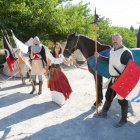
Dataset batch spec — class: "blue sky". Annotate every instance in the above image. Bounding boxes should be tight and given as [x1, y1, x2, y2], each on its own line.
[73, 0, 140, 29]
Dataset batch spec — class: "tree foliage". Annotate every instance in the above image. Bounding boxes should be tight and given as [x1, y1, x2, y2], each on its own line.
[96, 17, 136, 48]
[0, 0, 137, 49]
[0, 0, 93, 41]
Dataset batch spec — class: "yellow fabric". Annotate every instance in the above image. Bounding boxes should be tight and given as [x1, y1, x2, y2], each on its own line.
[18, 55, 25, 64]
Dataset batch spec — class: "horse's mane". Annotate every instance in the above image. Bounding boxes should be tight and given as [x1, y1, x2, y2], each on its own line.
[79, 34, 111, 48]
[79, 35, 103, 46]
[80, 35, 94, 42]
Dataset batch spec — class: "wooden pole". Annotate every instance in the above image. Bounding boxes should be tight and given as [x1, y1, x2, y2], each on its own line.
[11, 30, 37, 93]
[2, 30, 25, 84]
[94, 25, 99, 113]
[93, 8, 100, 114]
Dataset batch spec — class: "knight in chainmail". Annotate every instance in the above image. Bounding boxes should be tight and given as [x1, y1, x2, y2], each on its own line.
[28, 36, 47, 95]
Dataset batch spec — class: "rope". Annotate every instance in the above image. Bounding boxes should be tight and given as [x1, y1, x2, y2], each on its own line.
[74, 49, 110, 71]
[74, 64, 88, 70]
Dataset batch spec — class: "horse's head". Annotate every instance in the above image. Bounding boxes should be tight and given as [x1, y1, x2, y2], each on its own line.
[64, 32, 79, 58]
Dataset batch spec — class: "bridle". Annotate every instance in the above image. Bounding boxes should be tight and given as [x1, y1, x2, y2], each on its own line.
[65, 35, 80, 55]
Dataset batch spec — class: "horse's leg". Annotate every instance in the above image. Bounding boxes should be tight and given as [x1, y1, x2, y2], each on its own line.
[88, 65, 103, 107]
[93, 72, 103, 107]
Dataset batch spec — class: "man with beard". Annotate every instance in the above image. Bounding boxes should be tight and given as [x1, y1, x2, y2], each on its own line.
[95, 34, 133, 127]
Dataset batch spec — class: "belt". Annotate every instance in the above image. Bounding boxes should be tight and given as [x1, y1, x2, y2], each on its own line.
[32, 58, 42, 60]
[51, 64, 60, 68]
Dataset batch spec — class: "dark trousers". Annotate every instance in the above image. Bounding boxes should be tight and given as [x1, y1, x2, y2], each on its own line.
[105, 80, 128, 108]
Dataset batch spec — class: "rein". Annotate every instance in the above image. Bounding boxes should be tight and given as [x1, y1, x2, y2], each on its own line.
[75, 64, 88, 70]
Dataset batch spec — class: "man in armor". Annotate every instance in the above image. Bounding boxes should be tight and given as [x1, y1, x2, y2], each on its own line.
[28, 36, 47, 95]
[95, 34, 133, 127]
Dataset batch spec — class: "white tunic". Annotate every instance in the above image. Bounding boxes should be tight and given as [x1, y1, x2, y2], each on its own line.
[109, 47, 127, 76]
[109, 47, 132, 100]
[48, 53, 65, 64]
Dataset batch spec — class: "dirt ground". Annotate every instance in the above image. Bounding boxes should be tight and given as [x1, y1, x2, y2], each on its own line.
[0, 65, 140, 140]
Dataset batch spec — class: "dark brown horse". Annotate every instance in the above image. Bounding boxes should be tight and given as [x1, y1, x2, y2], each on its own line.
[64, 32, 111, 106]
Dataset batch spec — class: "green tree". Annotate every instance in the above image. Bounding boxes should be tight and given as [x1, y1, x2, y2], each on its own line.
[0, 0, 137, 49]
[110, 26, 136, 48]
[0, 0, 93, 42]
[95, 17, 136, 48]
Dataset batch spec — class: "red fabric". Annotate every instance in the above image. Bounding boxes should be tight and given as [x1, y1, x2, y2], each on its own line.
[48, 68, 72, 100]
[111, 60, 140, 98]
[3, 33, 15, 72]
[32, 52, 40, 59]
[6, 55, 15, 72]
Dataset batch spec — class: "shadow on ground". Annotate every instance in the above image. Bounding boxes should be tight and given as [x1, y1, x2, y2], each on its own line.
[0, 101, 60, 140]
[23, 107, 140, 140]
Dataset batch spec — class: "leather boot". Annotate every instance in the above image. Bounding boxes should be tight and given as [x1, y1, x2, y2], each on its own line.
[38, 81, 43, 95]
[96, 100, 111, 118]
[115, 105, 128, 128]
[30, 81, 36, 94]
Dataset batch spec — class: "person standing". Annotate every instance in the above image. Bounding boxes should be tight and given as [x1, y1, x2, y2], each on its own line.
[28, 36, 47, 95]
[45, 42, 72, 106]
[95, 34, 133, 127]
